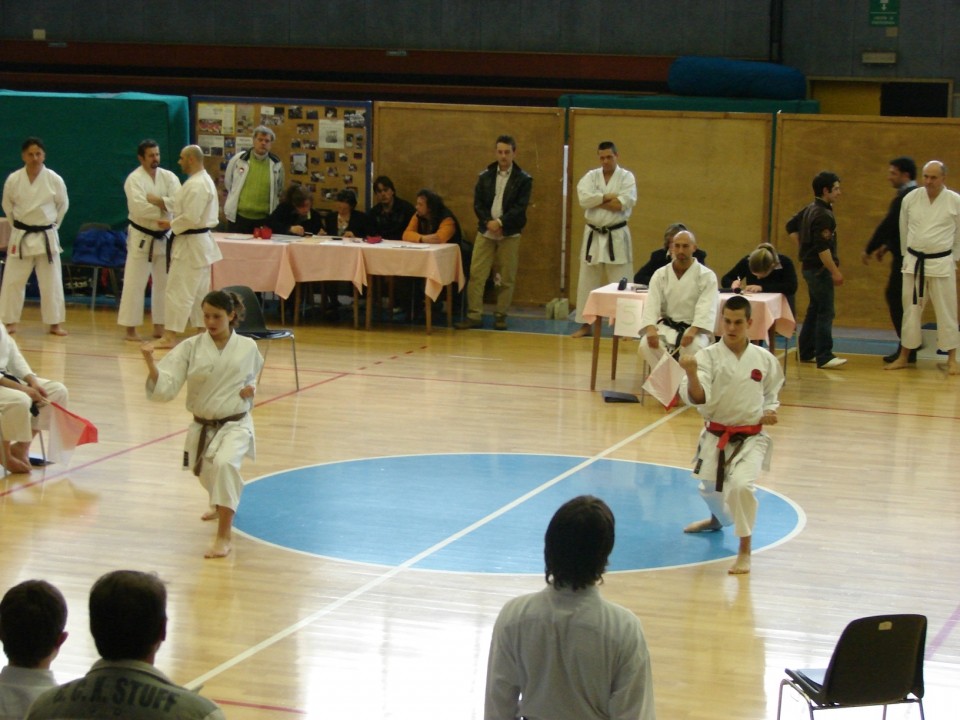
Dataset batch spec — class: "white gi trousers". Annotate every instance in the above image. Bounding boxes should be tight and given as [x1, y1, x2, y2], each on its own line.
[0, 379, 69, 443]
[0, 254, 66, 325]
[639, 326, 711, 368]
[164, 260, 209, 333]
[190, 421, 252, 512]
[693, 431, 769, 537]
[117, 237, 168, 328]
[900, 271, 960, 351]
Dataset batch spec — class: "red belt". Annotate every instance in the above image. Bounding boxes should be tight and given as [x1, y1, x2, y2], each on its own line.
[705, 421, 762, 492]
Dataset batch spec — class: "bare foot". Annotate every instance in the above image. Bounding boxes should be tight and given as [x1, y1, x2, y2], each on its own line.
[571, 324, 592, 339]
[204, 538, 232, 559]
[5, 324, 16, 335]
[49, 325, 68, 336]
[684, 517, 723, 533]
[728, 552, 752, 574]
[1, 456, 33, 474]
[945, 361, 960, 376]
[201, 509, 218, 521]
[152, 325, 165, 339]
[884, 358, 911, 371]
[150, 339, 178, 350]
[124, 332, 145, 342]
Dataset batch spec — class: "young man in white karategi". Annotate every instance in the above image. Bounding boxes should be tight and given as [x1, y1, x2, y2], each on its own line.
[146, 145, 222, 349]
[571, 141, 637, 338]
[142, 290, 263, 559]
[886, 159, 960, 374]
[0, 323, 69, 474]
[0, 137, 69, 336]
[679, 295, 783, 575]
[118, 139, 182, 342]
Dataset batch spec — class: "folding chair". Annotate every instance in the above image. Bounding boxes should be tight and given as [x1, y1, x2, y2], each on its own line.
[776, 614, 926, 720]
[222, 285, 300, 390]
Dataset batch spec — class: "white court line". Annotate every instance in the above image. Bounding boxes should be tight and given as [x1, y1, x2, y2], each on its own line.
[185, 405, 689, 690]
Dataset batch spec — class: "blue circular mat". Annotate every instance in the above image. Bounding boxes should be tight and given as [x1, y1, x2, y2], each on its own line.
[235, 453, 804, 573]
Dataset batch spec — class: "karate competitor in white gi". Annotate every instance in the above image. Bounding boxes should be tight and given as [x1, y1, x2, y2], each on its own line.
[572, 141, 637, 338]
[0, 324, 69, 474]
[886, 160, 960, 374]
[147, 145, 221, 349]
[117, 139, 182, 341]
[0, 137, 68, 336]
[679, 295, 783, 575]
[142, 290, 263, 559]
[639, 230, 719, 366]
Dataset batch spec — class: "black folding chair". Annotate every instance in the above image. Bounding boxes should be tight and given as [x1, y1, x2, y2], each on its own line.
[777, 614, 926, 720]
[222, 285, 299, 390]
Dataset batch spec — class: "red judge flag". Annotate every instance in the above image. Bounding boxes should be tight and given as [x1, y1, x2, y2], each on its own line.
[47, 402, 98, 465]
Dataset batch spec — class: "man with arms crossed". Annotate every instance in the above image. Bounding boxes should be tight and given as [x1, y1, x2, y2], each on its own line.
[223, 125, 284, 234]
[26, 570, 224, 719]
[572, 141, 637, 338]
[118, 139, 181, 341]
[457, 135, 533, 331]
[887, 160, 960, 374]
[485, 495, 655, 720]
[0, 137, 68, 336]
[147, 145, 221, 349]
[680, 295, 783, 575]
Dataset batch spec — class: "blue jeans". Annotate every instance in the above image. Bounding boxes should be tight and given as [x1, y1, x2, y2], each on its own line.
[799, 267, 835, 365]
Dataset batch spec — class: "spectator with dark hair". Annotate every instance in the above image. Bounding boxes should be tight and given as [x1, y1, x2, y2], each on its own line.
[402, 189, 461, 244]
[320, 189, 370, 238]
[369, 175, 415, 240]
[786, 170, 845, 368]
[266, 184, 324, 236]
[0, 580, 68, 719]
[26, 570, 225, 719]
[485, 495, 655, 720]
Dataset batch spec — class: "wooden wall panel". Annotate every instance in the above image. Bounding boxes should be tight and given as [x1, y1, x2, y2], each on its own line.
[568, 110, 772, 309]
[773, 114, 960, 330]
[373, 103, 565, 305]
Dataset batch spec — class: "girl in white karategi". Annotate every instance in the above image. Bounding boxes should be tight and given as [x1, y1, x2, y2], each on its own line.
[142, 290, 263, 559]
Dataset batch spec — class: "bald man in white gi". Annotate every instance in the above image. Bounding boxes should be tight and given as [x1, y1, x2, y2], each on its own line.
[118, 139, 182, 341]
[638, 229, 718, 368]
[886, 160, 960, 374]
[147, 145, 221, 349]
[0, 137, 68, 336]
[571, 141, 637, 338]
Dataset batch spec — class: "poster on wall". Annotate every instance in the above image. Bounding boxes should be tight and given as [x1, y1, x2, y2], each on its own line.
[194, 96, 372, 223]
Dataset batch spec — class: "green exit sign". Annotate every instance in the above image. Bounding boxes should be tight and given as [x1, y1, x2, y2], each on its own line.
[870, 0, 899, 26]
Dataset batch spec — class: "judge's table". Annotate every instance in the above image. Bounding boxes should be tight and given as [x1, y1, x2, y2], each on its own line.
[580, 282, 796, 390]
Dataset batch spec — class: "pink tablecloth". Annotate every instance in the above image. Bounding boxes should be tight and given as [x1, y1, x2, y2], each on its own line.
[212, 234, 297, 298]
[361, 241, 464, 301]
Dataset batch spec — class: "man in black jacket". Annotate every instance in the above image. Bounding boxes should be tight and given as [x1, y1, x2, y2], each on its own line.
[456, 135, 533, 331]
[861, 156, 918, 363]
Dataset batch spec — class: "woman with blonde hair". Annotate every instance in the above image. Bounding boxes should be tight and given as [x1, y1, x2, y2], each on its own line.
[721, 242, 798, 310]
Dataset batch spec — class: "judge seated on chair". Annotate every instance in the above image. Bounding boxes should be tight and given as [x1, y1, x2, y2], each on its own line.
[0, 324, 68, 473]
[638, 229, 719, 368]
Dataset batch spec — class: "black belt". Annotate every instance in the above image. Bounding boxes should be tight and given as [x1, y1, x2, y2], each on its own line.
[167, 227, 210, 273]
[659, 317, 691, 358]
[129, 220, 171, 263]
[191, 412, 247, 476]
[585, 221, 627, 262]
[907, 247, 953, 304]
[12, 219, 55, 263]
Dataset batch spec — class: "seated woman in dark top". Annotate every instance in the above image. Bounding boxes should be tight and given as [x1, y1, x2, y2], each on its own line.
[634, 222, 707, 285]
[721, 242, 798, 311]
[320, 189, 370, 238]
[266, 184, 325, 236]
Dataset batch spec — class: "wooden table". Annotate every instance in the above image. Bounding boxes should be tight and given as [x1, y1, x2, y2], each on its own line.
[581, 283, 797, 390]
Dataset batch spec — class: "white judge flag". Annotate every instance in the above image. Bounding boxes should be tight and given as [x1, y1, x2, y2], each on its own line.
[641, 352, 685, 408]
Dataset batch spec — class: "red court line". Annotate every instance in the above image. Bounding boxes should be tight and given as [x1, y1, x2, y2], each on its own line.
[213, 698, 308, 715]
[781, 401, 960, 422]
[927, 601, 960, 658]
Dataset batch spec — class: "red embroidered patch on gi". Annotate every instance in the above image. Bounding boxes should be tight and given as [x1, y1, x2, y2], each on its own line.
[751, 369, 762, 382]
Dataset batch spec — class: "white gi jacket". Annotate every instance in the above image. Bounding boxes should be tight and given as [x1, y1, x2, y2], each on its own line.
[577, 165, 637, 266]
[641, 260, 719, 342]
[124, 165, 182, 257]
[169, 170, 222, 269]
[899, 186, 960, 277]
[2, 166, 68, 257]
